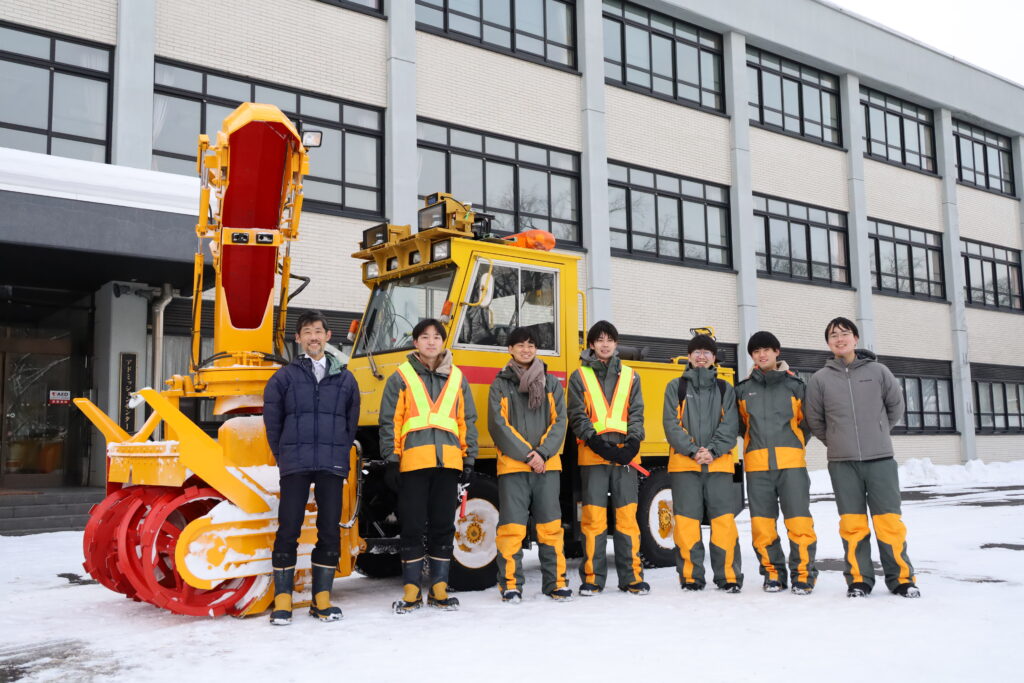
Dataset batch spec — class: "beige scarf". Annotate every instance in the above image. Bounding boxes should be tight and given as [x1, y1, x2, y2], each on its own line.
[509, 357, 546, 410]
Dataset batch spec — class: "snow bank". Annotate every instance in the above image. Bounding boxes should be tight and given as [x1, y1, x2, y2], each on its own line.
[808, 457, 1024, 494]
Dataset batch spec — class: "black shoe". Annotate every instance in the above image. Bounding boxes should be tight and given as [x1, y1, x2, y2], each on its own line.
[546, 587, 574, 601]
[893, 583, 921, 598]
[681, 582, 704, 591]
[791, 582, 813, 595]
[763, 580, 785, 593]
[720, 583, 742, 594]
[393, 597, 422, 614]
[427, 594, 460, 610]
[620, 581, 650, 595]
[578, 582, 603, 596]
[847, 582, 872, 598]
[501, 589, 522, 604]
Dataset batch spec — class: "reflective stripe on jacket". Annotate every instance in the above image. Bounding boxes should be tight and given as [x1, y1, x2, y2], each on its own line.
[663, 365, 739, 474]
[487, 362, 567, 475]
[397, 361, 464, 437]
[379, 351, 478, 472]
[567, 349, 645, 467]
[735, 361, 809, 472]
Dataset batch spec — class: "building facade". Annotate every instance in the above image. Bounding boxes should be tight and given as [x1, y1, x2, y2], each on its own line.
[1, 0, 1022, 487]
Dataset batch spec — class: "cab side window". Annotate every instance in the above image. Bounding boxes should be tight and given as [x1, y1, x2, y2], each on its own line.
[457, 261, 557, 351]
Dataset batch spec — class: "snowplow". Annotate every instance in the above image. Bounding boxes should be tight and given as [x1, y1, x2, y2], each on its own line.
[74, 103, 363, 617]
[347, 193, 741, 589]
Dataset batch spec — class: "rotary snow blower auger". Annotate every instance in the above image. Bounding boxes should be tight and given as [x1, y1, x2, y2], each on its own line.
[73, 103, 364, 617]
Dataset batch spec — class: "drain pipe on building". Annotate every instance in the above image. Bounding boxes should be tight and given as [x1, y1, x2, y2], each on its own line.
[150, 283, 175, 439]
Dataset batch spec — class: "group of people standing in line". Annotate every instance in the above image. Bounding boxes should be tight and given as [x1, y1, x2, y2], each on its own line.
[260, 309, 920, 624]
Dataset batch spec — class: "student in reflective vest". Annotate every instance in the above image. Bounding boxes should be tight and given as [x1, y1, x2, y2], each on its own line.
[566, 320, 649, 596]
[379, 318, 479, 613]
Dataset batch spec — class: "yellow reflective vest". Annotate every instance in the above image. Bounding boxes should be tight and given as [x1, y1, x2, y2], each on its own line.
[578, 364, 634, 435]
[396, 361, 463, 437]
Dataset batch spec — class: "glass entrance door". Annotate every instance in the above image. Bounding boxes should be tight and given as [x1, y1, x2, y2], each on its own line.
[1, 350, 72, 488]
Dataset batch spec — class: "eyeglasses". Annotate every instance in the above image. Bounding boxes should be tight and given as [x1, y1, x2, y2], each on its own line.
[689, 350, 714, 357]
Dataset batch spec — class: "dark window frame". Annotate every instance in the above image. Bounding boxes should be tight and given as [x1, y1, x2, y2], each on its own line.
[607, 160, 731, 269]
[152, 58, 385, 220]
[974, 380, 1024, 433]
[0, 20, 114, 163]
[602, 0, 724, 113]
[860, 85, 936, 173]
[747, 46, 841, 147]
[415, 0, 577, 71]
[868, 218, 945, 300]
[953, 119, 1015, 196]
[960, 237, 1023, 311]
[894, 375, 956, 434]
[416, 118, 582, 245]
[753, 194, 849, 285]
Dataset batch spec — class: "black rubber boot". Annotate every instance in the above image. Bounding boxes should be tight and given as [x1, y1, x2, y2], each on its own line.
[393, 556, 424, 614]
[427, 552, 459, 611]
[270, 565, 295, 625]
[309, 561, 343, 622]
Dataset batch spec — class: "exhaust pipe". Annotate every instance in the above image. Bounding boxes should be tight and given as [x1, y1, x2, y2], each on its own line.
[151, 283, 174, 438]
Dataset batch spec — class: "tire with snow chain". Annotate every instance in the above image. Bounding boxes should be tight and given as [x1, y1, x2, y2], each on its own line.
[637, 467, 677, 568]
[449, 474, 500, 591]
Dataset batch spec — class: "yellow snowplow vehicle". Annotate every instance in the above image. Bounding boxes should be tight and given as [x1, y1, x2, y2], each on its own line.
[347, 193, 740, 589]
[74, 103, 363, 616]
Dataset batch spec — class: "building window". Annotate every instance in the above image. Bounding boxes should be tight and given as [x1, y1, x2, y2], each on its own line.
[975, 380, 1024, 432]
[417, 120, 580, 243]
[607, 162, 730, 267]
[960, 237, 1023, 310]
[753, 195, 848, 284]
[602, 0, 723, 112]
[314, 0, 383, 13]
[415, 0, 575, 68]
[0, 22, 112, 163]
[152, 61, 383, 217]
[747, 47, 840, 145]
[860, 86, 935, 172]
[897, 376, 954, 432]
[868, 219, 944, 299]
[953, 120, 1014, 195]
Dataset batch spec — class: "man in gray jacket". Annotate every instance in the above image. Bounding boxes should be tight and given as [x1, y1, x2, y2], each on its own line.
[805, 317, 920, 598]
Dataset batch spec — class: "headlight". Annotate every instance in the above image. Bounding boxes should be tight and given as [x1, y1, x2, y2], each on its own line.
[386, 257, 399, 271]
[409, 251, 422, 265]
[431, 240, 451, 261]
[365, 262, 379, 278]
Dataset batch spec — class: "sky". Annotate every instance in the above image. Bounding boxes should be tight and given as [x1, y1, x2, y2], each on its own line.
[826, 0, 1024, 86]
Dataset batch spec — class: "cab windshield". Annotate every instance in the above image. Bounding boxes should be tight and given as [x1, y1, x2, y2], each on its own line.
[353, 266, 455, 356]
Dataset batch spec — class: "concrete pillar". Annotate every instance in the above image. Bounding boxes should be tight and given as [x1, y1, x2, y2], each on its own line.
[577, 0, 612, 323]
[90, 282, 150, 484]
[111, 0, 156, 169]
[723, 32, 758, 377]
[838, 74, 876, 350]
[935, 109, 976, 462]
[385, 0, 419, 228]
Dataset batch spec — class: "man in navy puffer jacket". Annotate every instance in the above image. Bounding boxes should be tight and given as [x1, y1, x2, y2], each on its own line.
[263, 310, 360, 625]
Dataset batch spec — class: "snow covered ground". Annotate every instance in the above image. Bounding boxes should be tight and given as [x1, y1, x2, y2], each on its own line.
[2, 458, 1023, 683]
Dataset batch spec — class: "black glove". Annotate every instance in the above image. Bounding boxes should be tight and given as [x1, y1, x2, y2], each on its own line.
[384, 460, 400, 492]
[607, 443, 635, 466]
[621, 437, 641, 460]
[586, 436, 615, 459]
[460, 464, 474, 485]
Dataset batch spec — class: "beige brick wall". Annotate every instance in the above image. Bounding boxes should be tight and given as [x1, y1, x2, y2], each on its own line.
[891, 434, 962, 466]
[863, 159, 944, 231]
[1, 0, 116, 44]
[605, 87, 731, 185]
[609, 257, 738, 343]
[757, 278, 856, 351]
[806, 435, 962, 470]
[965, 307, 1024, 364]
[289, 213, 375, 314]
[750, 128, 848, 210]
[873, 296, 952, 359]
[155, 0, 386, 106]
[956, 185, 1021, 249]
[975, 435, 1024, 463]
[416, 32, 581, 151]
